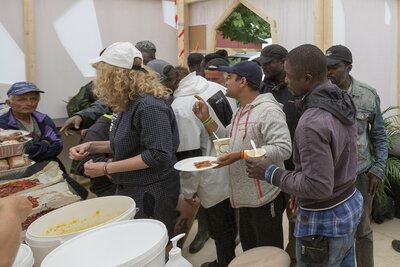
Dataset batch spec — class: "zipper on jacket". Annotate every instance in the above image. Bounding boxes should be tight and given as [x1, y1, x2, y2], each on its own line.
[271, 202, 275, 218]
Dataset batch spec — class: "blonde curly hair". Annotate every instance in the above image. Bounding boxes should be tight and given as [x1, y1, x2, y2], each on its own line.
[93, 62, 172, 112]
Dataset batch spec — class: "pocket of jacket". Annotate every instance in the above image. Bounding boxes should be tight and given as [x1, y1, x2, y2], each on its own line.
[356, 111, 369, 136]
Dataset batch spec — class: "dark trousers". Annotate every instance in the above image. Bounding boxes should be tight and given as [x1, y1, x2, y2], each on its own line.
[355, 172, 374, 267]
[205, 198, 237, 267]
[284, 193, 296, 265]
[238, 192, 285, 251]
[116, 176, 180, 239]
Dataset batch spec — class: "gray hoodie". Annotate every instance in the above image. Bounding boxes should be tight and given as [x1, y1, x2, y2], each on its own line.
[215, 93, 291, 208]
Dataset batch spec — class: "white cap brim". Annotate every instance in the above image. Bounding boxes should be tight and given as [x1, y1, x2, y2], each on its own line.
[88, 56, 102, 65]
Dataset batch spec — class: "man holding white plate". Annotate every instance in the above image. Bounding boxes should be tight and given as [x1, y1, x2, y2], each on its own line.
[193, 61, 291, 252]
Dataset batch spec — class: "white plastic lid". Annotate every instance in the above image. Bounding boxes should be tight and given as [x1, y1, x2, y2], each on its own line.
[41, 219, 168, 267]
[12, 244, 34, 267]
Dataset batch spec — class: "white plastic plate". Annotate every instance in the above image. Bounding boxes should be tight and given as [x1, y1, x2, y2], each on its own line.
[174, 156, 218, 172]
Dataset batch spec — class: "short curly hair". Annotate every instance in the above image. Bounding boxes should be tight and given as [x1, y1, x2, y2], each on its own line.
[285, 44, 327, 81]
[93, 62, 172, 112]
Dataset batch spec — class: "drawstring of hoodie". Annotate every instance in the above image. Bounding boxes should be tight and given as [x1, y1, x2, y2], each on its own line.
[242, 105, 254, 141]
[230, 106, 244, 140]
[229, 105, 254, 141]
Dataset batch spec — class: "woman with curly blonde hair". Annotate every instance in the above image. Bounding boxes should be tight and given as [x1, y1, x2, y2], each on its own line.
[93, 60, 172, 112]
[69, 42, 180, 238]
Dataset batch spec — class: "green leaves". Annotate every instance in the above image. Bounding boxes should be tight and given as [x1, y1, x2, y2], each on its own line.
[376, 106, 400, 203]
[217, 4, 271, 44]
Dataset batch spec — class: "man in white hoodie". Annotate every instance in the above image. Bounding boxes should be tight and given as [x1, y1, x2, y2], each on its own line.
[165, 66, 237, 267]
[193, 61, 291, 251]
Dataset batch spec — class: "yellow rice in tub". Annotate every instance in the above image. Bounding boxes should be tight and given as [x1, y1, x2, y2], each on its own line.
[44, 209, 124, 236]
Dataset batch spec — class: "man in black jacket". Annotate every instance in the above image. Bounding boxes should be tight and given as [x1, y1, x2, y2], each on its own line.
[254, 44, 300, 265]
[254, 44, 300, 171]
[256, 45, 287, 94]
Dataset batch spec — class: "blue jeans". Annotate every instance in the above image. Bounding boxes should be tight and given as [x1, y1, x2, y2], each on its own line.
[296, 232, 356, 267]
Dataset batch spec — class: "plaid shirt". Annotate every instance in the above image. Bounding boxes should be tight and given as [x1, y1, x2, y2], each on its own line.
[294, 190, 363, 237]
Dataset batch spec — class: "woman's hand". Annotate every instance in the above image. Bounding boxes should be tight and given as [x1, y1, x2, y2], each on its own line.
[84, 160, 106, 178]
[192, 95, 210, 122]
[69, 142, 91, 160]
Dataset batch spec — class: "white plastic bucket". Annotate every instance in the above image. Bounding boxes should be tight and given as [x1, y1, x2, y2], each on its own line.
[41, 219, 168, 267]
[12, 244, 34, 267]
[26, 196, 136, 267]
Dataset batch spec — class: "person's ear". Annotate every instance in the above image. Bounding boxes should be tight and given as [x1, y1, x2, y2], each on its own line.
[5, 99, 11, 107]
[346, 64, 353, 73]
[304, 73, 313, 82]
[241, 77, 248, 87]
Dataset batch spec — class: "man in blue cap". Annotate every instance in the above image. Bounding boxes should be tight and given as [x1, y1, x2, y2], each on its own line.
[193, 61, 291, 264]
[0, 82, 63, 162]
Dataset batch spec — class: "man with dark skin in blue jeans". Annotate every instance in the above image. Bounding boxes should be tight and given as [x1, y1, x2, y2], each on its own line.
[246, 44, 363, 267]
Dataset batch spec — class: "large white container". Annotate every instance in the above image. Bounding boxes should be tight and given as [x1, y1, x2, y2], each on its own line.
[26, 196, 136, 267]
[12, 244, 34, 267]
[41, 219, 168, 267]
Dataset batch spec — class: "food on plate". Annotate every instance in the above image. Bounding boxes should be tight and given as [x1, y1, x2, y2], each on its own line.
[0, 131, 24, 143]
[0, 179, 40, 198]
[193, 160, 212, 169]
[7, 155, 30, 169]
[27, 196, 39, 208]
[1, 140, 20, 145]
[44, 209, 124, 236]
[0, 159, 10, 171]
[21, 209, 54, 231]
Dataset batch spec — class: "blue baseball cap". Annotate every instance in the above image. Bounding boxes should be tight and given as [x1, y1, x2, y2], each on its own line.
[7, 82, 44, 97]
[219, 61, 262, 88]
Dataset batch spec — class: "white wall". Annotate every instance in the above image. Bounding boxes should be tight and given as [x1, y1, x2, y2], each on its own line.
[333, 0, 398, 109]
[1, 0, 398, 118]
[189, 0, 315, 51]
[189, 0, 398, 109]
[250, 0, 315, 50]
[0, 0, 178, 118]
